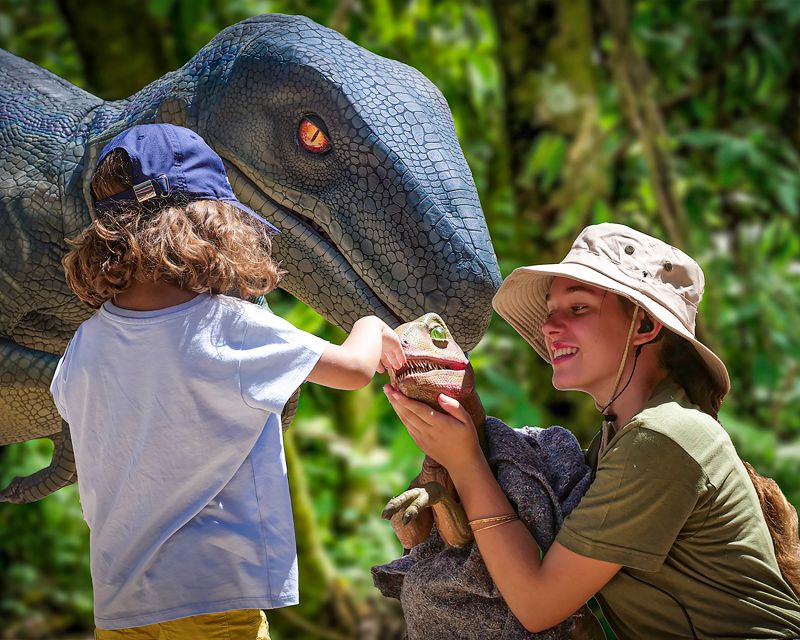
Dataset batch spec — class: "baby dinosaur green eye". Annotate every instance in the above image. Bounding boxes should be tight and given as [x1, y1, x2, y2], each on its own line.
[430, 325, 447, 341]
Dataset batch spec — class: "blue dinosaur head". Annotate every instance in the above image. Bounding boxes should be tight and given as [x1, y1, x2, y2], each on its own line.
[182, 14, 501, 349]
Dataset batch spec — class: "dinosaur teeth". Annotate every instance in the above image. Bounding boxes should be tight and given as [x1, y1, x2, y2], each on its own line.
[397, 359, 449, 380]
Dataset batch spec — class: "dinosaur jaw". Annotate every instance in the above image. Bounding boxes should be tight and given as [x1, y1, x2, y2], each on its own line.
[220, 157, 405, 329]
[389, 360, 475, 407]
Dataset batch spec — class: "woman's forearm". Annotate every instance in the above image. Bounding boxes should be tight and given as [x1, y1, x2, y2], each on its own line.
[449, 458, 548, 630]
[450, 455, 619, 631]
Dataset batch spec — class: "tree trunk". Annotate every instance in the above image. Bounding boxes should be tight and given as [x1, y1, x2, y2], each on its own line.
[488, 0, 608, 439]
[488, 0, 558, 259]
[55, 0, 173, 99]
[600, 0, 721, 356]
[600, 0, 689, 247]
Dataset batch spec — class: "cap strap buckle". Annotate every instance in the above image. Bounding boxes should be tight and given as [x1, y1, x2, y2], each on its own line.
[133, 180, 157, 202]
[132, 174, 170, 203]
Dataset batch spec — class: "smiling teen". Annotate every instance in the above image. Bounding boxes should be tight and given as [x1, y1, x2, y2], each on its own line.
[384, 224, 800, 638]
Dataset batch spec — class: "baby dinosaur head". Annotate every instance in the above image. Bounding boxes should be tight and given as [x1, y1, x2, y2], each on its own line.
[388, 313, 477, 410]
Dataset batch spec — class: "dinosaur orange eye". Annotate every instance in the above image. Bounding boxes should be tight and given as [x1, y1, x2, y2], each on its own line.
[297, 117, 331, 153]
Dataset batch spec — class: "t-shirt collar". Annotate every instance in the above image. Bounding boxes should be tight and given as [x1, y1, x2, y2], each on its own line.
[101, 292, 211, 320]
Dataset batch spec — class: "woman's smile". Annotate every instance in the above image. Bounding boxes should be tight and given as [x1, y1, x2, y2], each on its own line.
[550, 343, 579, 364]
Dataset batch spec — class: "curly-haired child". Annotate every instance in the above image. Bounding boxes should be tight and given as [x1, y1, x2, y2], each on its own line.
[51, 123, 406, 639]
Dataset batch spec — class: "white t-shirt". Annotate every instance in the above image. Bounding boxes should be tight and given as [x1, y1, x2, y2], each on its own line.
[50, 293, 328, 629]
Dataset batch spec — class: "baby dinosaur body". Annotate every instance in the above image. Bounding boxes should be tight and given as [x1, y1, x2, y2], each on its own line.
[383, 313, 487, 549]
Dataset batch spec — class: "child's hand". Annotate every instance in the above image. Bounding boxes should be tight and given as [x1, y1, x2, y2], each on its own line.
[308, 316, 406, 390]
[377, 321, 406, 373]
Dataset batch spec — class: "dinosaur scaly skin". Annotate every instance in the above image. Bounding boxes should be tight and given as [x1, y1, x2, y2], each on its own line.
[383, 313, 487, 549]
[0, 14, 501, 502]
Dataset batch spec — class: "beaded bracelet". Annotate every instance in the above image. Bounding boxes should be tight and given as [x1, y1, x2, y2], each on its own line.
[468, 513, 519, 532]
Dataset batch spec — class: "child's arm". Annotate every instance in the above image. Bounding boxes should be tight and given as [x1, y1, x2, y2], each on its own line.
[305, 316, 405, 390]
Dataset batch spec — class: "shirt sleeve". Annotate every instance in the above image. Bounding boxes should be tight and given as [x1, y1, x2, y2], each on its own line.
[49, 356, 68, 422]
[237, 308, 329, 415]
[556, 425, 707, 571]
[49, 337, 74, 423]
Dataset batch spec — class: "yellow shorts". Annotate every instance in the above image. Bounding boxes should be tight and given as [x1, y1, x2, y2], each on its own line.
[95, 609, 270, 640]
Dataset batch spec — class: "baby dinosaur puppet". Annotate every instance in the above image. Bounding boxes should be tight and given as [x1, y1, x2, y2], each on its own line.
[382, 312, 483, 549]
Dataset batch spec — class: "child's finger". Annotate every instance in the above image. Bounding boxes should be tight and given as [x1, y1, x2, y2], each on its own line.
[388, 348, 405, 369]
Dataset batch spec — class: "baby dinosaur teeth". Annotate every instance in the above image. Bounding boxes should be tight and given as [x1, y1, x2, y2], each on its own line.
[398, 359, 449, 380]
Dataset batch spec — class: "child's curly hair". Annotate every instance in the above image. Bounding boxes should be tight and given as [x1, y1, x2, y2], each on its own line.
[64, 149, 283, 308]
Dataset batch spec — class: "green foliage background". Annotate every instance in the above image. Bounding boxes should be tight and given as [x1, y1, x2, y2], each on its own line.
[1, 0, 799, 638]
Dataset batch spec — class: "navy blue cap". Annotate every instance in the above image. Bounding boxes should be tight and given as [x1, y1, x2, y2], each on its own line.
[92, 123, 279, 234]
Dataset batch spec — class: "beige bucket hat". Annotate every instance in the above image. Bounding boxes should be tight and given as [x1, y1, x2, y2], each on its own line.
[492, 223, 730, 396]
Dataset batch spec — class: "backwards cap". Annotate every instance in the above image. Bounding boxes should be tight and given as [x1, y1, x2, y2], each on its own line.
[92, 123, 279, 234]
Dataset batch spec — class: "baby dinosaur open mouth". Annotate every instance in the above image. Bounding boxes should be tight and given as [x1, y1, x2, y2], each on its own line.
[393, 358, 467, 383]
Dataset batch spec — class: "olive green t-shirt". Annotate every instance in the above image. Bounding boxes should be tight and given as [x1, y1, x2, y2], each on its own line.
[556, 379, 800, 639]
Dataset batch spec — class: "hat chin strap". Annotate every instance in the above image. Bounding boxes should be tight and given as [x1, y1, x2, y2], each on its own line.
[598, 304, 641, 451]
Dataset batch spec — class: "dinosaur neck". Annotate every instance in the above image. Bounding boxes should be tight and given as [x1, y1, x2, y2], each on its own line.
[87, 19, 272, 141]
[91, 76, 198, 134]
[73, 75, 202, 238]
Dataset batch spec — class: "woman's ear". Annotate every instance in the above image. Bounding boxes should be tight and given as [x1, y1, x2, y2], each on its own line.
[635, 312, 663, 345]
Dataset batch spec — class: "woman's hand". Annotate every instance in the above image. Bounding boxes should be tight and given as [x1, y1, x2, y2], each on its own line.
[383, 385, 483, 474]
